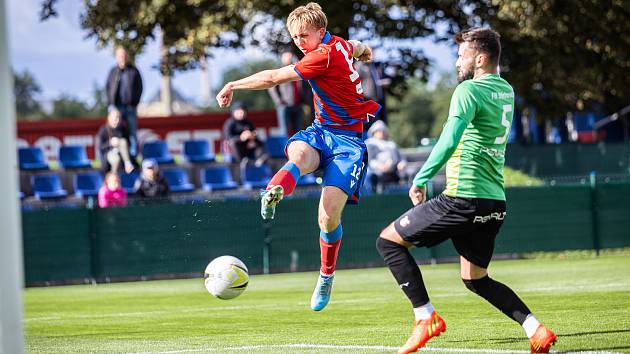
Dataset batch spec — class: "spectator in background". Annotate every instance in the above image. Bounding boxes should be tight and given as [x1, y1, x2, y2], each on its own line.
[134, 158, 169, 198]
[268, 51, 305, 136]
[365, 120, 407, 193]
[97, 108, 135, 174]
[106, 46, 143, 158]
[223, 102, 269, 167]
[98, 172, 127, 208]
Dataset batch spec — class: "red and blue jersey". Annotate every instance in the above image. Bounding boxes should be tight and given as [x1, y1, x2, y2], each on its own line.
[294, 32, 381, 133]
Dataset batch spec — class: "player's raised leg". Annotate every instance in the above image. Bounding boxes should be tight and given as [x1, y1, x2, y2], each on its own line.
[377, 224, 445, 354]
[460, 258, 557, 353]
[261, 141, 319, 219]
[311, 186, 347, 311]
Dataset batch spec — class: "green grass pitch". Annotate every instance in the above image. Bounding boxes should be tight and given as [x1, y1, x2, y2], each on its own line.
[25, 255, 630, 353]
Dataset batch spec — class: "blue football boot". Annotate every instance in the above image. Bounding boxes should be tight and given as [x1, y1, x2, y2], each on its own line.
[260, 185, 284, 220]
[310, 273, 334, 311]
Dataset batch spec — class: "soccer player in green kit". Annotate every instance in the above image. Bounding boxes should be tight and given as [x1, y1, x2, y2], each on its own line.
[376, 28, 557, 354]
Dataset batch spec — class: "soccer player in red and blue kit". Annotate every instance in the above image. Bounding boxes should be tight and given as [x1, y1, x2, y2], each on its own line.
[216, 2, 380, 311]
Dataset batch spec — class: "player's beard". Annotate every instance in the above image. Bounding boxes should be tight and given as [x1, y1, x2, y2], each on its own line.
[457, 64, 475, 83]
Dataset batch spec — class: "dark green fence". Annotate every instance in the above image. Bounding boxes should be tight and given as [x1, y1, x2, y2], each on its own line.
[22, 208, 92, 283]
[505, 143, 630, 177]
[22, 183, 630, 285]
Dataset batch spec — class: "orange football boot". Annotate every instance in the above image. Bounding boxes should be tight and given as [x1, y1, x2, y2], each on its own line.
[529, 324, 557, 353]
[397, 312, 446, 354]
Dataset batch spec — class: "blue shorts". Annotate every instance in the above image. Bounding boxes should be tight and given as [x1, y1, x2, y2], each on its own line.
[286, 124, 368, 205]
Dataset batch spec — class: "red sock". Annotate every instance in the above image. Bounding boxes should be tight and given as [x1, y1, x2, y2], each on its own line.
[319, 224, 343, 275]
[320, 239, 342, 275]
[267, 162, 300, 196]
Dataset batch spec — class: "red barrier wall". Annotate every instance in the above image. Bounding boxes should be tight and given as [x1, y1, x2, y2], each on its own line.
[16, 111, 281, 161]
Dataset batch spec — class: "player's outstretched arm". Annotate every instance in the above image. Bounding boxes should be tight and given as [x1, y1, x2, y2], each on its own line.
[216, 65, 300, 108]
[411, 117, 468, 200]
[348, 39, 372, 62]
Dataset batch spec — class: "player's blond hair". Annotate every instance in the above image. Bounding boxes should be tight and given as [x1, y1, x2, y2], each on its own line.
[286, 2, 327, 34]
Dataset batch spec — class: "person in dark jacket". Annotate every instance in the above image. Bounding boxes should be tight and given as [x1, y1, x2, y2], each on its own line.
[134, 158, 169, 198]
[106, 47, 143, 157]
[222, 102, 268, 166]
[97, 108, 135, 174]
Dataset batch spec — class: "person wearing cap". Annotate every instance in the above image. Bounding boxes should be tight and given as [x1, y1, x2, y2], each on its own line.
[365, 120, 406, 193]
[134, 158, 169, 198]
[222, 102, 269, 166]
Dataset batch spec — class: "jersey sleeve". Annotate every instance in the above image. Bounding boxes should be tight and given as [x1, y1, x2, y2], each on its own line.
[294, 47, 330, 81]
[412, 116, 468, 188]
[448, 81, 477, 124]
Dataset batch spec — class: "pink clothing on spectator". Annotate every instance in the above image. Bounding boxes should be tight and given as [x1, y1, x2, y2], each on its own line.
[98, 185, 128, 208]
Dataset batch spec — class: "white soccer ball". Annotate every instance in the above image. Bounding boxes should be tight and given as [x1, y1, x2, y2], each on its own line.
[204, 256, 249, 300]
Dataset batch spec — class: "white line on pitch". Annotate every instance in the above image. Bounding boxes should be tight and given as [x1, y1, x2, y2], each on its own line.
[25, 282, 630, 322]
[24, 283, 630, 322]
[130, 343, 622, 354]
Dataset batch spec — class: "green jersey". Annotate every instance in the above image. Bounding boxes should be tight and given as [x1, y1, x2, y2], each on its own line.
[413, 73, 514, 200]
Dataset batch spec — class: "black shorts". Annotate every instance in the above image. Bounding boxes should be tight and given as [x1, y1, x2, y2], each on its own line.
[394, 193, 506, 268]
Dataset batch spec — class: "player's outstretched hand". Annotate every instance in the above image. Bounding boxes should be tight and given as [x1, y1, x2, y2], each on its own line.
[216, 84, 233, 108]
[408, 185, 427, 206]
[356, 45, 372, 62]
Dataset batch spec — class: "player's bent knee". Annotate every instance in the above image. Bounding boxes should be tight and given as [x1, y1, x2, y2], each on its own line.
[378, 223, 407, 245]
[318, 214, 340, 232]
[378, 225, 392, 239]
[376, 236, 404, 257]
[462, 276, 492, 294]
[287, 142, 318, 171]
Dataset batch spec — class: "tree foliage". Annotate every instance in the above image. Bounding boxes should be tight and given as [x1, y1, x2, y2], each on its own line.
[220, 59, 278, 110]
[387, 74, 455, 148]
[14, 70, 45, 120]
[246, 1, 474, 98]
[41, 0, 249, 75]
[40, 0, 476, 97]
[50, 94, 92, 119]
[477, 0, 630, 118]
[40, 0, 629, 121]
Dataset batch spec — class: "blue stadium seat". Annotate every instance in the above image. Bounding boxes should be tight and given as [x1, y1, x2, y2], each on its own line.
[265, 136, 289, 159]
[183, 140, 215, 163]
[74, 171, 103, 197]
[142, 140, 174, 164]
[162, 168, 195, 193]
[31, 174, 68, 199]
[18, 147, 49, 171]
[59, 145, 92, 169]
[297, 173, 318, 186]
[241, 164, 272, 190]
[200, 166, 238, 192]
[120, 171, 140, 194]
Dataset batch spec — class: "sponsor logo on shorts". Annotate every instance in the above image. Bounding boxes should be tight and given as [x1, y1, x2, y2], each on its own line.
[473, 211, 506, 223]
[400, 216, 410, 227]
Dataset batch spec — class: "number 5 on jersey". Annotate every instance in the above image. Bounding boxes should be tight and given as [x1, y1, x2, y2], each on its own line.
[494, 104, 512, 144]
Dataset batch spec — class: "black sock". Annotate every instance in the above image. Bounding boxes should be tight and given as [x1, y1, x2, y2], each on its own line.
[463, 276, 531, 324]
[376, 237, 429, 307]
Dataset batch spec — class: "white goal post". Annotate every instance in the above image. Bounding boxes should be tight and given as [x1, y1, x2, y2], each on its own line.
[0, 0, 25, 352]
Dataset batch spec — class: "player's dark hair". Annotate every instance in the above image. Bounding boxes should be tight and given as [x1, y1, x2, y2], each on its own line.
[455, 28, 501, 66]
